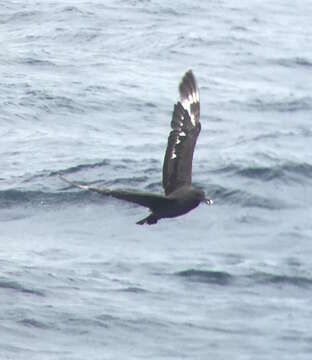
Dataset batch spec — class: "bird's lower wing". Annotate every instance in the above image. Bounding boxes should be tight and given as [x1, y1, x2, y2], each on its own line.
[60, 175, 172, 209]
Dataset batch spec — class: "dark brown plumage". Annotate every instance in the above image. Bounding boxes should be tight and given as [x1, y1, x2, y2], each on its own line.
[61, 70, 213, 225]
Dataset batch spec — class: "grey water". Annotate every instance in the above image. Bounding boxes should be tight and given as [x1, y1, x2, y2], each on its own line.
[1, 1, 312, 359]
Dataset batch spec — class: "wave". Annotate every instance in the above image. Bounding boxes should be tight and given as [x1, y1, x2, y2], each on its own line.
[213, 161, 312, 183]
[242, 96, 312, 112]
[228, 94, 311, 113]
[207, 184, 286, 210]
[176, 269, 233, 285]
[0, 279, 45, 296]
[175, 269, 312, 289]
[0, 189, 94, 210]
[118, 286, 148, 293]
[272, 57, 312, 69]
[19, 57, 57, 68]
[55, 160, 111, 176]
[59, 6, 86, 15]
[246, 272, 312, 288]
[19, 318, 50, 329]
[19, 90, 85, 115]
[4, 10, 42, 24]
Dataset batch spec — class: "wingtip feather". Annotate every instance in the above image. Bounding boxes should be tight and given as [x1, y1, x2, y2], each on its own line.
[179, 70, 200, 126]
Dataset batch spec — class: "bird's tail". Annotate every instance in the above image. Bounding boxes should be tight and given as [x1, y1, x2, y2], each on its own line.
[136, 214, 158, 225]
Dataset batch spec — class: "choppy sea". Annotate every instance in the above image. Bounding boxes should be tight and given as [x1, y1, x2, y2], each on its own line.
[1, 1, 312, 359]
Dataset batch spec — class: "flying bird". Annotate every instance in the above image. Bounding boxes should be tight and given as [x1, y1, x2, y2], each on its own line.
[61, 70, 213, 225]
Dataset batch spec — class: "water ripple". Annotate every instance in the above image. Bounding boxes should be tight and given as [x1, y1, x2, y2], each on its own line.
[176, 269, 233, 286]
[175, 270, 312, 289]
[0, 279, 45, 297]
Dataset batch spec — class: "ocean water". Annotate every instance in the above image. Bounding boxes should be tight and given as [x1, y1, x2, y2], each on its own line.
[1, 0, 312, 359]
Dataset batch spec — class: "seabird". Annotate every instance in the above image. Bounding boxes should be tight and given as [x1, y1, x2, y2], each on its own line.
[61, 70, 213, 225]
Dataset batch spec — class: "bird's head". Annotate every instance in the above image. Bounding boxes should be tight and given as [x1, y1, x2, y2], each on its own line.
[194, 188, 214, 205]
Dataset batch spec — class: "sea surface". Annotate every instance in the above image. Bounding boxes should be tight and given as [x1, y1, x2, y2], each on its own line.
[1, 1, 312, 359]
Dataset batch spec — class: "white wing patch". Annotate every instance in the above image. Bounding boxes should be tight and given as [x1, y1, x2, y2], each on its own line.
[168, 71, 200, 162]
[170, 128, 188, 160]
[181, 88, 199, 127]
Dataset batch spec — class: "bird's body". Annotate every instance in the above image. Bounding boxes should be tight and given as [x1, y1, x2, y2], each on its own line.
[130, 186, 206, 225]
[61, 70, 213, 225]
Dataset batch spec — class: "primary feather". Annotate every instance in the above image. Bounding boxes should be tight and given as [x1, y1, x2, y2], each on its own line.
[162, 70, 201, 195]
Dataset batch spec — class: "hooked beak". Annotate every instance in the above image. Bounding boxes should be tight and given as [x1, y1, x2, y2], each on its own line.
[203, 198, 214, 205]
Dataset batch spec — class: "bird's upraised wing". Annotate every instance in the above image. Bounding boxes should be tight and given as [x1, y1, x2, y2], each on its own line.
[162, 70, 201, 196]
[60, 176, 173, 210]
